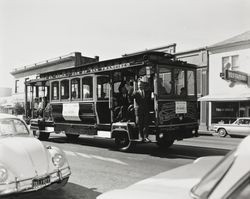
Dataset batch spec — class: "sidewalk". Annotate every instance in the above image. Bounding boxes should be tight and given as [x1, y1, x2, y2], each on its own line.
[198, 129, 214, 136]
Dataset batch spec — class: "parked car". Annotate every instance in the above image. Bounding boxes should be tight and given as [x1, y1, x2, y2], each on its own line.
[0, 113, 71, 196]
[97, 135, 250, 199]
[212, 117, 250, 137]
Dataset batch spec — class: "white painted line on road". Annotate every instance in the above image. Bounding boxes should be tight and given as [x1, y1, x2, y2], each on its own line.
[76, 152, 91, 159]
[64, 150, 77, 156]
[64, 150, 128, 165]
[91, 155, 128, 165]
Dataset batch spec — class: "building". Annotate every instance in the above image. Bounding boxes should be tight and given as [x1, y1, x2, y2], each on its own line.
[175, 48, 209, 130]
[9, 52, 99, 110]
[0, 87, 12, 113]
[199, 31, 250, 130]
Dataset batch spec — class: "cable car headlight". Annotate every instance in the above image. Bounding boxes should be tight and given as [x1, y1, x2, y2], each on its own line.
[179, 115, 183, 121]
[158, 133, 164, 139]
[52, 153, 65, 167]
[0, 166, 8, 183]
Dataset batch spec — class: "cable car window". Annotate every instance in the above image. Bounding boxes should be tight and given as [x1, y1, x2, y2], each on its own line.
[159, 67, 172, 96]
[71, 78, 80, 100]
[61, 79, 69, 100]
[174, 69, 185, 96]
[51, 81, 59, 100]
[187, 70, 195, 96]
[82, 76, 93, 99]
[97, 76, 109, 99]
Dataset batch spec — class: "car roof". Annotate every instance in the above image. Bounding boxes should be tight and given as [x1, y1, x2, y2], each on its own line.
[0, 113, 18, 119]
[237, 135, 250, 154]
[237, 117, 250, 120]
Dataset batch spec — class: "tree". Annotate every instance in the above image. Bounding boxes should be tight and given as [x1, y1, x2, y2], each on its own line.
[14, 102, 25, 115]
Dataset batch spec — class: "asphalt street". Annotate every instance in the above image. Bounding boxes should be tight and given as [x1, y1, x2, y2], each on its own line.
[4, 134, 242, 199]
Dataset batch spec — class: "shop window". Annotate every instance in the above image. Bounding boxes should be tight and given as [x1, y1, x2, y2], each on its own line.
[71, 78, 80, 100]
[187, 70, 195, 96]
[222, 55, 239, 72]
[212, 102, 238, 124]
[232, 55, 239, 70]
[51, 81, 59, 100]
[15, 80, 19, 93]
[61, 80, 69, 100]
[202, 69, 208, 95]
[197, 69, 202, 96]
[97, 76, 109, 99]
[82, 76, 93, 99]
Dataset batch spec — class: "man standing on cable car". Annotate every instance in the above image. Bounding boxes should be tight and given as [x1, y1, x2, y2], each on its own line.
[133, 80, 151, 143]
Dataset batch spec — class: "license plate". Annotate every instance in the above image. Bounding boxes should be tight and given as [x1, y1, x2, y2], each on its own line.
[33, 176, 50, 188]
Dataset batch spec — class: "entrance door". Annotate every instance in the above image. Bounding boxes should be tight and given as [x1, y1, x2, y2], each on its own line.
[96, 75, 111, 124]
[112, 71, 135, 123]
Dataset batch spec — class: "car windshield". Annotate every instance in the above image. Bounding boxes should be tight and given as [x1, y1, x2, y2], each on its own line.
[235, 119, 250, 125]
[191, 149, 236, 198]
[0, 118, 29, 136]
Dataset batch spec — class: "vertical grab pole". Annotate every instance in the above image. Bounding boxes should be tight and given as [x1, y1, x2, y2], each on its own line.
[109, 72, 114, 123]
[24, 83, 28, 120]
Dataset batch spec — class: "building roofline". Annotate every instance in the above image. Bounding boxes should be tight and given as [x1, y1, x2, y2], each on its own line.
[10, 52, 80, 76]
[175, 47, 208, 55]
[122, 43, 176, 57]
[207, 39, 250, 51]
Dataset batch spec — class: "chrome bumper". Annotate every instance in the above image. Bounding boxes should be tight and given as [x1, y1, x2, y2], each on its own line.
[0, 166, 71, 196]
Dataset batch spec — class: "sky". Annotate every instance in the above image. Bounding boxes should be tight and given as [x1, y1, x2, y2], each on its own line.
[0, 0, 250, 88]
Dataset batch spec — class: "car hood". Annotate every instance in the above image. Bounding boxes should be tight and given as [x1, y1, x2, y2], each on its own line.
[98, 156, 222, 199]
[0, 136, 50, 179]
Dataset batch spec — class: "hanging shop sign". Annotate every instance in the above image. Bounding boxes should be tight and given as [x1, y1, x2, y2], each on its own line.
[225, 69, 250, 86]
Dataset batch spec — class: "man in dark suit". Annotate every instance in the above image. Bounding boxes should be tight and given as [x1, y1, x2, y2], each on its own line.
[133, 81, 151, 142]
[114, 84, 132, 122]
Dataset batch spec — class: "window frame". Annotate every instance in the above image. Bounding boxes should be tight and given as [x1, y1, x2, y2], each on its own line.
[70, 77, 81, 101]
[51, 81, 60, 101]
[158, 65, 197, 99]
[82, 76, 94, 101]
[97, 75, 110, 100]
[60, 79, 70, 101]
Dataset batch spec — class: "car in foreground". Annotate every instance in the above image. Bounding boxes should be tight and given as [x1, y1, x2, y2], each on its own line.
[98, 135, 250, 199]
[212, 117, 250, 137]
[0, 113, 71, 196]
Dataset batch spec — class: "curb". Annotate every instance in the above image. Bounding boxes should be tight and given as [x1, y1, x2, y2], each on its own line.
[198, 130, 214, 136]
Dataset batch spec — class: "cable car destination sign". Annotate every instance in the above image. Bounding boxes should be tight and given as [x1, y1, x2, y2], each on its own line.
[41, 62, 143, 80]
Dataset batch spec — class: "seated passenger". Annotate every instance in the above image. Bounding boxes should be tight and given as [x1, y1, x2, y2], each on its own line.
[180, 87, 187, 96]
[37, 97, 45, 117]
[158, 78, 167, 95]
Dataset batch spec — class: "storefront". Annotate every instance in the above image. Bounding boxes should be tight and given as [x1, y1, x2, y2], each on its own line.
[198, 31, 250, 130]
[199, 93, 250, 126]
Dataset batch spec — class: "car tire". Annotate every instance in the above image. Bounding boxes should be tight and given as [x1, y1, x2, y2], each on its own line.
[218, 128, 227, 137]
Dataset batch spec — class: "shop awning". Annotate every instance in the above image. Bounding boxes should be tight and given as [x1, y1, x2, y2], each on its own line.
[198, 93, 250, 102]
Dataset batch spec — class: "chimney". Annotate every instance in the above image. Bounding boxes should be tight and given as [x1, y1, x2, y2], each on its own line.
[95, 56, 99, 62]
[75, 52, 82, 66]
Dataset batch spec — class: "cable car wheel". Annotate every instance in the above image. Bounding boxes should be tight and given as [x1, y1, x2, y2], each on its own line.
[33, 130, 50, 140]
[114, 131, 135, 152]
[156, 133, 175, 150]
[66, 133, 80, 141]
